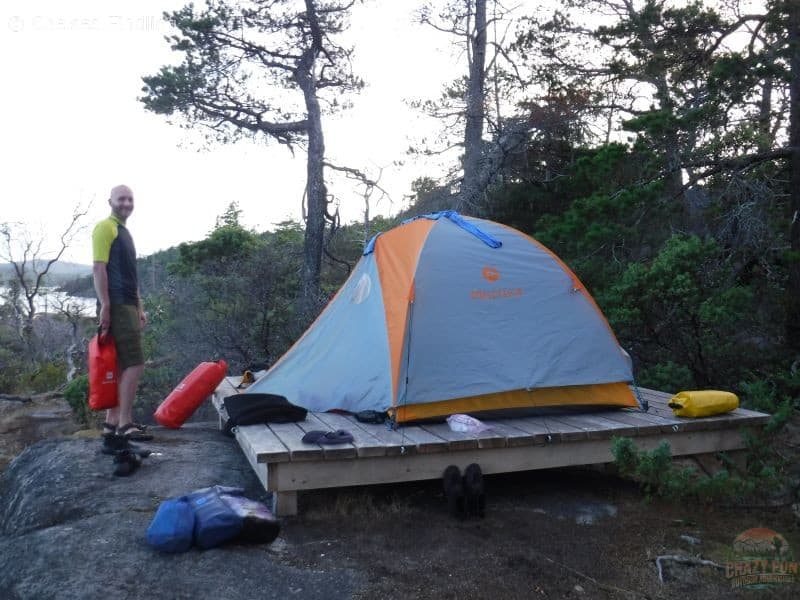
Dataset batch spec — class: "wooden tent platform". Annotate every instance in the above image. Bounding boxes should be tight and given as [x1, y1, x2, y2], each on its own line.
[211, 378, 769, 516]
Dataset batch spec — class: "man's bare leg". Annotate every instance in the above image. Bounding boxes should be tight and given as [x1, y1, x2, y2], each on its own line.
[110, 364, 144, 429]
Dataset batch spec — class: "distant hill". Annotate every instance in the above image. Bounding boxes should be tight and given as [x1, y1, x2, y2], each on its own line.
[0, 261, 92, 286]
[45, 245, 183, 298]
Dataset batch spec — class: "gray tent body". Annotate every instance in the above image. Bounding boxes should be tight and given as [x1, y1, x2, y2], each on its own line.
[248, 213, 635, 420]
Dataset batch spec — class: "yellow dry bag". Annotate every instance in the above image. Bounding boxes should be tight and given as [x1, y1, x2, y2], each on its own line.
[667, 390, 739, 418]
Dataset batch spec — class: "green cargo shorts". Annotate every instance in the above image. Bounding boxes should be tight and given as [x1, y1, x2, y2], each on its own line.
[110, 304, 144, 370]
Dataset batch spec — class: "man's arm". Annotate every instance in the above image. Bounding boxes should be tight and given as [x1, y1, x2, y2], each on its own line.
[93, 261, 110, 331]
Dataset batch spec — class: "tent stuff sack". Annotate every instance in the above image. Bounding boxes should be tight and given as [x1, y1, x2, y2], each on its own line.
[146, 486, 279, 552]
[155, 360, 228, 428]
[88, 330, 118, 410]
[222, 393, 308, 436]
[146, 496, 195, 553]
[187, 485, 244, 549]
[187, 485, 281, 549]
[220, 493, 280, 544]
[668, 391, 739, 418]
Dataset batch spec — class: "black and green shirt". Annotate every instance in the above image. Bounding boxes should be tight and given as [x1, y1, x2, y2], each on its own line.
[92, 215, 139, 305]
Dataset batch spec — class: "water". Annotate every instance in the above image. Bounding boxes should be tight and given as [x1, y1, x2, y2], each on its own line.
[0, 286, 96, 316]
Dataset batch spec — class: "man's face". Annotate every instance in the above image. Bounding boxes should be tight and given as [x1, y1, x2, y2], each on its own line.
[109, 185, 134, 220]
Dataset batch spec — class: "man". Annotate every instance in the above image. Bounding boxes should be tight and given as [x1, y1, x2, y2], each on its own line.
[92, 184, 151, 441]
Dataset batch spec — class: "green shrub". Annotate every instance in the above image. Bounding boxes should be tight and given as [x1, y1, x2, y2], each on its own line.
[638, 361, 694, 392]
[611, 436, 754, 503]
[27, 362, 66, 393]
[63, 374, 90, 425]
[0, 346, 25, 394]
[738, 375, 798, 434]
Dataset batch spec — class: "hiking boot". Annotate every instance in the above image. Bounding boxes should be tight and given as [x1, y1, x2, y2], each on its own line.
[113, 449, 141, 477]
[101, 433, 141, 456]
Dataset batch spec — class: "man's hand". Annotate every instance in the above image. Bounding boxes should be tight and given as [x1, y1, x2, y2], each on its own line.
[139, 307, 148, 329]
[98, 304, 111, 332]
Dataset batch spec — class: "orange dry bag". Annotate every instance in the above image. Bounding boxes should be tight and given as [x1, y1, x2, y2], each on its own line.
[155, 360, 228, 428]
[88, 330, 118, 410]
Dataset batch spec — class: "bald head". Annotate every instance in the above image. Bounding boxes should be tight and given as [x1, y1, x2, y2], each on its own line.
[109, 184, 134, 222]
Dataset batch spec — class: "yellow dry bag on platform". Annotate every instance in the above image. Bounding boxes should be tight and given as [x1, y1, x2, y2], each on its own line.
[667, 390, 739, 418]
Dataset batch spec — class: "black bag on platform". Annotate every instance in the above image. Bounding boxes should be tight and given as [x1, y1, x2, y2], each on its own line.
[223, 393, 307, 436]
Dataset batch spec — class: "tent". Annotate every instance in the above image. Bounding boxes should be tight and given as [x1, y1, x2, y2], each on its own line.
[248, 211, 638, 422]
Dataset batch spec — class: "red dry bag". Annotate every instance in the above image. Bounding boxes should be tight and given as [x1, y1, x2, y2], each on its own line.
[155, 360, 228, 428]
[88, 331, 118, 410]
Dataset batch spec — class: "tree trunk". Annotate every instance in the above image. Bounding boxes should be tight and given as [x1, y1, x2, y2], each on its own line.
[302, 105, 326, 320]
[758, 77, 774, 153]
[296, 0, 330, 321]
[636, 12, 684, 198]
[22, 295, 36, 363]
[459, 0, 488, 213]
[296, 21, 326, 321]
[787, 1, 800, 351]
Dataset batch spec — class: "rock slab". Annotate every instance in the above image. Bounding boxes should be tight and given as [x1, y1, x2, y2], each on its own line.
[0, 424, 362, 600]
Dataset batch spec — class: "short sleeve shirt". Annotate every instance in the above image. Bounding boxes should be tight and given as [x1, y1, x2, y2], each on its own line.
[92, 215, 139, 305]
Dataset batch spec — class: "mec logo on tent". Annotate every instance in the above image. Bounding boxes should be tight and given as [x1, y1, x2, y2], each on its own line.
[481, 266, 500, 282]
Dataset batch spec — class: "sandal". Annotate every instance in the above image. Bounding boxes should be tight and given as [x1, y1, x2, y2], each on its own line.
[117, 422, 154, 441]
[101, 421, 117, 435]
[301, 429, 354, 445]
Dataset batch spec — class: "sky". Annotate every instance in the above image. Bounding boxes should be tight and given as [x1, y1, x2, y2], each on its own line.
[0, 0, 459, 263]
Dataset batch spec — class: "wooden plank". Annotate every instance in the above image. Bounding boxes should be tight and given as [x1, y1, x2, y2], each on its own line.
[233, 426, 268, 489]
[502, 417, 561, 444]
[312, 412, 387, 458]
[462, 422, 510, 449]
[559, 413, 638, 439]
[643, 404, 727, 432]
[347, 421, 418, 456]
[267, 428, 749, 492]
[267, 422, 324, 461]
[392, 425, 450, 453]
[483, 419, 536, 447]
[418, 423, 482, 450]
[294, 413, 357, 460]
[731, 407, 772, 419]
[273, 490, 297, 517]
[235, 423, 290, 463]
[620, 406, 703, 433]
[595, 411, 663, 436]
[538, 417, 589, 442]
[476, 431, 508, 449]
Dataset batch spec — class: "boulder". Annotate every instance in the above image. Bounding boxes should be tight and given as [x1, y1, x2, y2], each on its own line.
[0, 424, 362, 600]
[0, 394, 80, 471]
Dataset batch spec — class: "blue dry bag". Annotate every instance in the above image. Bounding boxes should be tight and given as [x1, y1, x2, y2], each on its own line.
[146, 496, 195, 553]
[187, 485, 245, 549]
